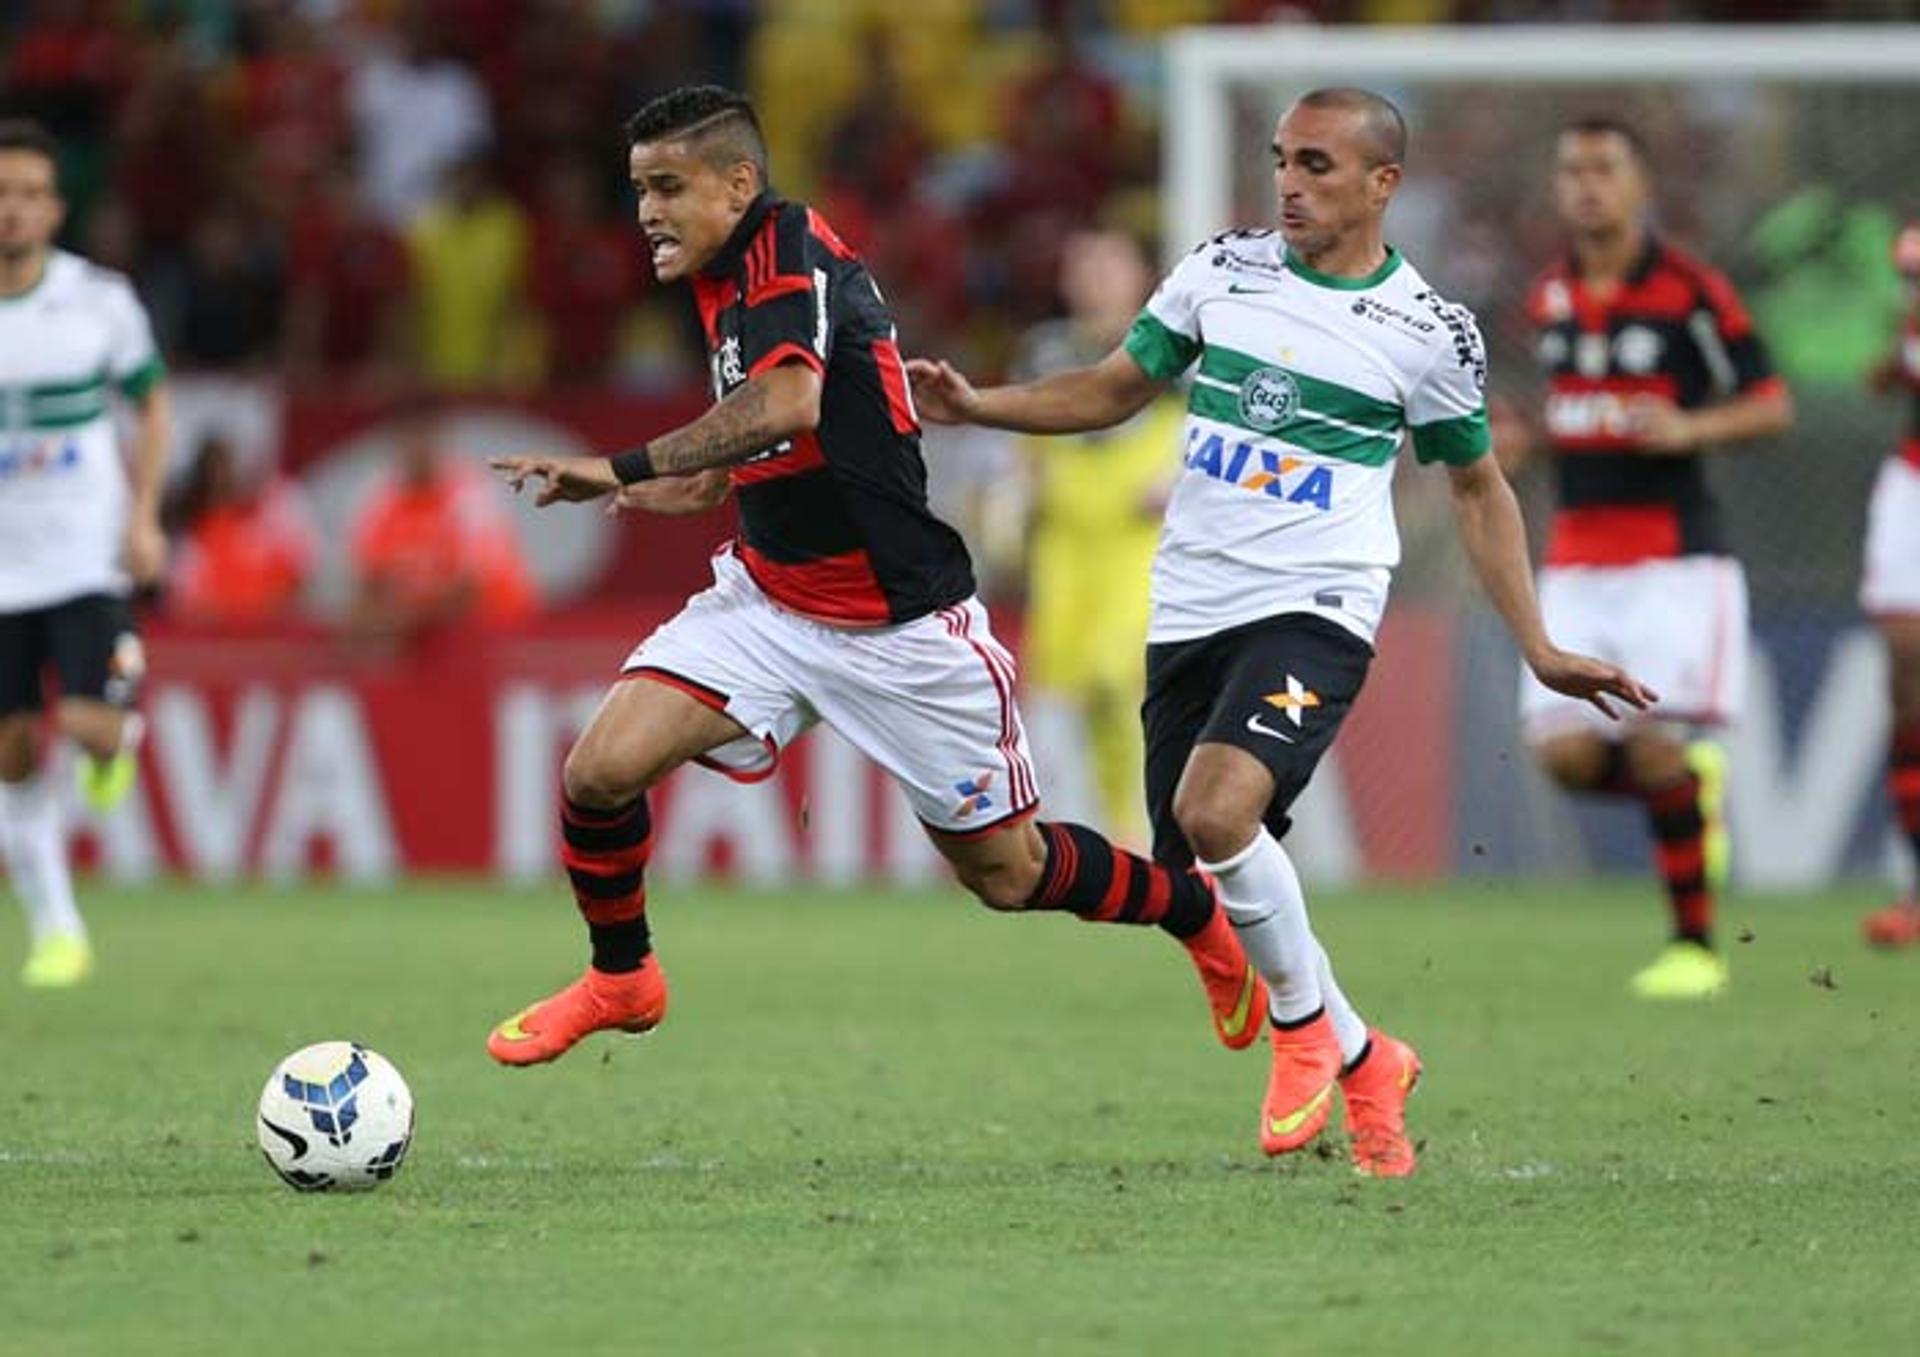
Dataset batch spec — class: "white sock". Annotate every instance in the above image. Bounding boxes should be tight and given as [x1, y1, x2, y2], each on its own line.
[0, 772, 85, 945]
[1316, 942, 1370, 1065]
[1200, 828, 1323, 1022]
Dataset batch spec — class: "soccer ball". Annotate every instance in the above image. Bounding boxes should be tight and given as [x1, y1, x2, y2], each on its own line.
[256, 1041, 415, 1193]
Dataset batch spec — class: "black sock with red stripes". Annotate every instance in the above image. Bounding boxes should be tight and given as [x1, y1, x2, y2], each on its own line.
[1024, 821, 1216, 939]
[561, 794, 654, 973]
[1892, 723, 1920, 869]
[1645, 775, 1712, 946]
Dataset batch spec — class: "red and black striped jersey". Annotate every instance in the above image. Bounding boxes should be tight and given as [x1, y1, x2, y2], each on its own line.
[1528, 237, 1783, 566]
[688, 195, 974, 626]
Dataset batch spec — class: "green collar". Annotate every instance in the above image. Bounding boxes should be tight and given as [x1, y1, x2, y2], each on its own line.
[1283, 246, 1402, 291]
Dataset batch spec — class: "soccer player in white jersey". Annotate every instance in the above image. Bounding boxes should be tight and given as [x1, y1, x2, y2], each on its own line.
[0, 121, 172, 988]
[910, 88, 1651, 1176]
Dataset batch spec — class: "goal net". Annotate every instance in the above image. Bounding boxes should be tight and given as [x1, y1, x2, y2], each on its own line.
[1163, 26, 1920, 888]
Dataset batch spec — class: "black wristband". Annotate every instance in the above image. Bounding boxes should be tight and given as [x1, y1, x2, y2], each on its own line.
[610, 444, 657, 484]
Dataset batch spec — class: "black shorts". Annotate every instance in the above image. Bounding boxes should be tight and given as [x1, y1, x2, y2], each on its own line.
[1143, 612, 1373, 868]
[0, 593, 141, 718]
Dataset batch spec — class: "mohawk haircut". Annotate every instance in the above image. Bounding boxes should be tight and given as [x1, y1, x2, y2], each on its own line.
[0, 118, 58, 163]
[1294, 87, 1408, 168]
[1560, 115, 1652, 166]
[624, 86, 769, 183]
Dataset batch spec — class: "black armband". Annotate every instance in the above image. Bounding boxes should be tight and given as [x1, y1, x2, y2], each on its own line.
[610, 444, 658, 484]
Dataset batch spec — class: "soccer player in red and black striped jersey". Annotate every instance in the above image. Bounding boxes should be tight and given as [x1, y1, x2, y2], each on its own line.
[1859, 224, 1920, 948]
[481, 86, 1269, 1069]
[1510, 117, 1794, 999]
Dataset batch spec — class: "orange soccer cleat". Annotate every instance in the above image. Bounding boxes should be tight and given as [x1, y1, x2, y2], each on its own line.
[487, 958, 669, 1066]
[1259, 1010, 1342, 1156]
[1863, 896, 1920, 949]
[1340, 1028, 1422, 1179]
[1181, 904, 1271, 1050]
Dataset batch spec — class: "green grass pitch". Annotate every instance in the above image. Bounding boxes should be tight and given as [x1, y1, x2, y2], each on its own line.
[2, 879, 1916, 1356]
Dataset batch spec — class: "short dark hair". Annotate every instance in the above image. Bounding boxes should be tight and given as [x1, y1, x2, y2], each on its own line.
[0, 118, 58, 164]
[1560, 116, 1651, 166]
[1294, 87, 1407, 168]
[624, 86, 769, 183]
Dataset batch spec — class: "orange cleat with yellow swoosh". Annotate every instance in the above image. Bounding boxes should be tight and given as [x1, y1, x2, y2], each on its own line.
[1181, 904, 1270, 1050]
[1339, 1028, 1422, 1178]
[486, 958, 668, 1066]
[1259, 1010, 1342, 1155]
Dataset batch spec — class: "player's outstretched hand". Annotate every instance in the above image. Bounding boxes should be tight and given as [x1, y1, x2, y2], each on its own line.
[489, 454, 619, 507]
[1623, 395, 1695, 454]
[1529, 646, 1658, 720]
[123, 513, 168, 587]
[905, 358, 980, 426]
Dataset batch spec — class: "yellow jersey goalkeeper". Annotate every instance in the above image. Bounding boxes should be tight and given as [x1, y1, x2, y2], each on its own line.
[1014, 229, 1178, 847]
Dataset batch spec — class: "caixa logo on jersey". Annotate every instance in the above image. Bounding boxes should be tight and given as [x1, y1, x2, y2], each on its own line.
[0, 437, 81, 480]
[1184, 427, 1334, 511]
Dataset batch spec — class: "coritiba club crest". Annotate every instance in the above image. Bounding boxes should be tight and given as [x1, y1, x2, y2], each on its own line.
[1239, 367, 1300, 432]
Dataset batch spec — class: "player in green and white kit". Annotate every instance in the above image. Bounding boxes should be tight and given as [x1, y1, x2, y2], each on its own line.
[0, 121, 172, 988]
[912, 89, 1650, 1175]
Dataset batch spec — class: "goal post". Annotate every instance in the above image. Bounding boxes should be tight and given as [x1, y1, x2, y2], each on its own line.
[1164, 25, 1920, 265]
[1159, 26, 1920, 888]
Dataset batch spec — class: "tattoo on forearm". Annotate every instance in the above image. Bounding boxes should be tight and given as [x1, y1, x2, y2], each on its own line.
[650, 382, 777, 475]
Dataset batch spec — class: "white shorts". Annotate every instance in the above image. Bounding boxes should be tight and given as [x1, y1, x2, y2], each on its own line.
[623, 549, 1040, 834]
[1861, 457, 1920, 617]
[1520, 555, 1748, 741]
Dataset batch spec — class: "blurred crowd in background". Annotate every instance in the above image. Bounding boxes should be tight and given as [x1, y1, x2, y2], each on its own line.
[6, 0, 1903, 389]
[3, 0, 1912, 636]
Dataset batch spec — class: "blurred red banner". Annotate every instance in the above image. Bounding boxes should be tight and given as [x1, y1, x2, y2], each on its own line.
[68, 610, 1452, 884]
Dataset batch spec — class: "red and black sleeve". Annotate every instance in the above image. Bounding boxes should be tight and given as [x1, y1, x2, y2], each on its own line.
[1691, 262, 1782, 397]
[737, 206, 829, 379]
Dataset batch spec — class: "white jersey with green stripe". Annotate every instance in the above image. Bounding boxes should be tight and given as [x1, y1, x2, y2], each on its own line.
[0, 250, 165, 611]
[1125, 229, 1490, 646]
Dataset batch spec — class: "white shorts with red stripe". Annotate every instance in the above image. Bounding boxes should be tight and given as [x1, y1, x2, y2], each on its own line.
[1861, 456, 1920, 617]
[1520, 554, 1748, 741]
[623, 548, 1039, 834]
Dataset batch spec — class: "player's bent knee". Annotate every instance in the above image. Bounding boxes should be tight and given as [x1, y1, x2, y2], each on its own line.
[560, 744, 649, 811]
[1171, 792, 1257, 866]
